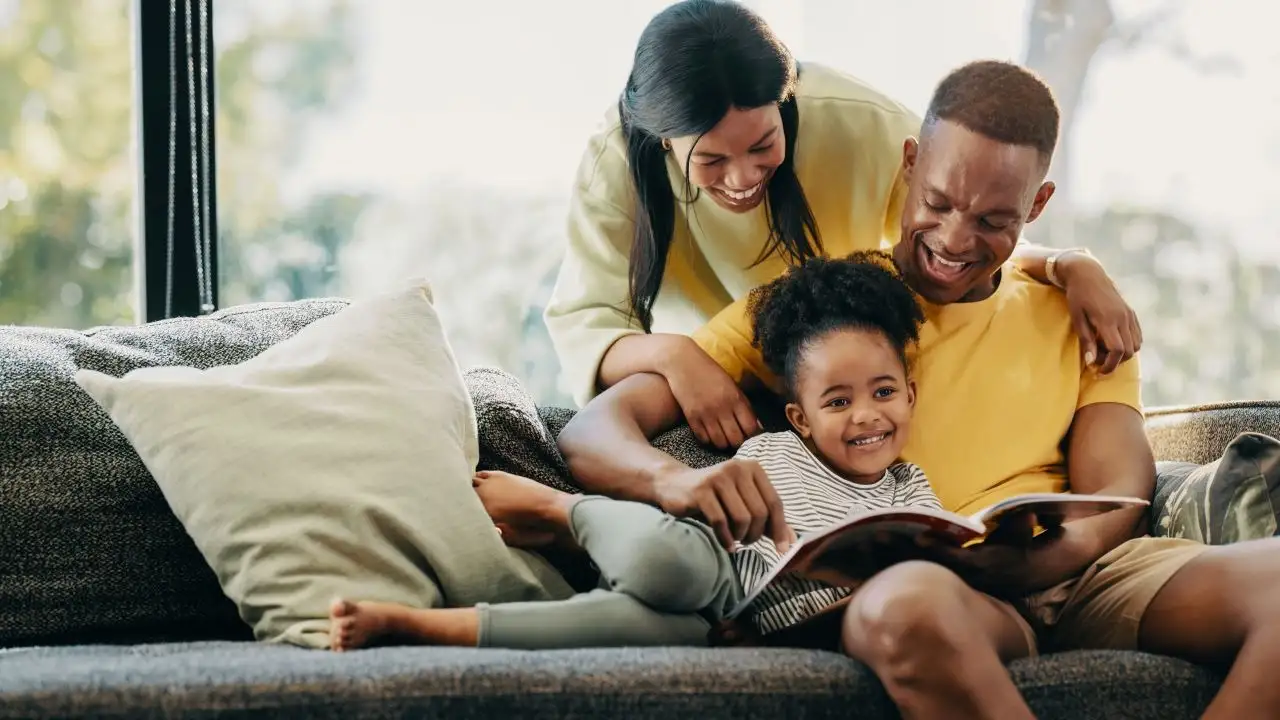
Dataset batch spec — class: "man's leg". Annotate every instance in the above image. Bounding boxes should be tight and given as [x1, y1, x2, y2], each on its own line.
[1135, 537, 1280, 718]
[841, 561, 1037, 720]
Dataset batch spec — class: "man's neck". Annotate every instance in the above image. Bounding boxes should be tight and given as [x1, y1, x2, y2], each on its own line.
[958, 268, 1002, 303]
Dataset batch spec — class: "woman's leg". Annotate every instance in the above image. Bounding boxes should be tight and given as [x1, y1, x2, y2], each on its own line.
[329, 590, 713, 650]
[840, 561, 1036, 720]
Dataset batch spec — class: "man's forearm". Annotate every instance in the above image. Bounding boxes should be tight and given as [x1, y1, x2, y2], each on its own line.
[1026, 402, 1154, 590]
[1025, 506, 1147, 591]
[558, 373, 689, 506]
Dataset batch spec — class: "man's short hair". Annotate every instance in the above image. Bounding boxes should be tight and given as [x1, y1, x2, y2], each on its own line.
[923, 60, 1060, 160]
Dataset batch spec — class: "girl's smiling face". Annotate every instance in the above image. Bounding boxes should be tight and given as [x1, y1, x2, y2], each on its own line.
[784, 327, 915, 484]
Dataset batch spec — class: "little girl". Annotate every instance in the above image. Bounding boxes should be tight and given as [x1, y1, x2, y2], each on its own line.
[329, 251, 943, 650]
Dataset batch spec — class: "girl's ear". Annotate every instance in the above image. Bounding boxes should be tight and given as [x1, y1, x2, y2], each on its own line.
[907, 379, 917, 409]
[785, 402, 811, 438]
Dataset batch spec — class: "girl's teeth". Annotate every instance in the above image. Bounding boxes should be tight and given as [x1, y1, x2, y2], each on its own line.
[853, 433, 886, 446]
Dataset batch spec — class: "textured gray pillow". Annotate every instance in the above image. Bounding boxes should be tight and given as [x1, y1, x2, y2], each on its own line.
[1, 300, 349, 647]
[465, 367, 733, 481]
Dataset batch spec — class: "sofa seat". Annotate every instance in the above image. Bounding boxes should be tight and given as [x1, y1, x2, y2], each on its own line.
[0, 643, 1220, 719]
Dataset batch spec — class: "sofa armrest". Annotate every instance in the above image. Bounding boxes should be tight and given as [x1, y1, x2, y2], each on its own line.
[1145, 401, 1280, 465]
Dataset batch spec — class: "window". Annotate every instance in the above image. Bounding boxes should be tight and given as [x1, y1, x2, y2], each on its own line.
[212, 0, 1276, 407]
[0, 0, 137, 328]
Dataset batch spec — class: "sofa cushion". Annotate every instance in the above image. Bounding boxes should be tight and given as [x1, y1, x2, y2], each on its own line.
[73, 282, 574, 649]
[0, 642, 1219, 719]
[1152, 432, 1280, 543]
[0, 299, 350, 647]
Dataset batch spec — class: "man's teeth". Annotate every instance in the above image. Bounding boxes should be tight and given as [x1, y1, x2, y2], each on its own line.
[851, 433, 888, 446]
[934, 254, 966, 268]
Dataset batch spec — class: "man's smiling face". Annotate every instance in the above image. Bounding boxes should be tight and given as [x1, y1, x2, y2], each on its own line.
[892, 119, 1056, 305]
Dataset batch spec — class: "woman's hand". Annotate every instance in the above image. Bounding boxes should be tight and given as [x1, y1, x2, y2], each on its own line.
[653, 457, 796, 551]
[1058, 252, 1143, 374]
[662, 336, 761, 450]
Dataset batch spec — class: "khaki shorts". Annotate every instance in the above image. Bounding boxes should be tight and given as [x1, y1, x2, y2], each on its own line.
[1011, 536, 1209, 653]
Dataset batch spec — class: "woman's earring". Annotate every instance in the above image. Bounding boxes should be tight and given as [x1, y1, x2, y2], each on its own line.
[661, 139, 672, 150]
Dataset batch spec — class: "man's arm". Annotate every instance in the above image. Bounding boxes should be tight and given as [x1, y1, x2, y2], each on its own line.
[557, 372, 687, 506]
[1021, 401, 1155, 590]
[557, 372, 794, 549]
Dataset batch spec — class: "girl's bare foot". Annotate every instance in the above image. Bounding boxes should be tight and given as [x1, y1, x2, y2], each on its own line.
[329, 598, 393, 651]
[472, 470, 582, 549]
[329, 598, 480, 651]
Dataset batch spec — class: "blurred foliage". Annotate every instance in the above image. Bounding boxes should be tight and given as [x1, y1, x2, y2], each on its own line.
[0, 0, 1275, 409]
[0, 0, 366, 327]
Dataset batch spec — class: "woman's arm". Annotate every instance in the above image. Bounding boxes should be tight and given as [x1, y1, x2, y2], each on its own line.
[542, 168, 646, 408]
[545, 133, 759, 444]
[1009, 242, 1143, 374]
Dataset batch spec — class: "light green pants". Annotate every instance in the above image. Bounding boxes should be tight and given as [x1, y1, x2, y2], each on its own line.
[475, 496, 743, 648]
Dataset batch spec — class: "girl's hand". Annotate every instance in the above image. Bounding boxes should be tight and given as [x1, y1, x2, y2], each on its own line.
[663, 337, 762, 450]
[709, 619, 761, 647]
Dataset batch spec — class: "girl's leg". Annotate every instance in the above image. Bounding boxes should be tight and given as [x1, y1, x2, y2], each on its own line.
[840, 561, 1036, 720]
[329, 590, 712, 650]
[474, 471, 741, 617]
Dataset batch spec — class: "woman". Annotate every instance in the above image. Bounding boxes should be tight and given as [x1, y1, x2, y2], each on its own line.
[544, 0, 1140, 449]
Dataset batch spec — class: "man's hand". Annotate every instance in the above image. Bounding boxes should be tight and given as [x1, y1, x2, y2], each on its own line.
[1058, 252, 1143, 375]
[915, 513, 1067, 598]
[661, 337, 761, 450]
[653, 458, 796, 551]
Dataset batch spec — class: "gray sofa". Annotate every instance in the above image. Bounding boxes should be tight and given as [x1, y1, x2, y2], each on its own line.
[3, 298, 1270, 719]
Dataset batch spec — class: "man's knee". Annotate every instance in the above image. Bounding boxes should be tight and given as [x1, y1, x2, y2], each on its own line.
[845, 561, 981, 667]
[605, 517, 729, 612]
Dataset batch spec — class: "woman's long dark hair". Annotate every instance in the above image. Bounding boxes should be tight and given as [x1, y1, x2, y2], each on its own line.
[620, 0, 822, 332]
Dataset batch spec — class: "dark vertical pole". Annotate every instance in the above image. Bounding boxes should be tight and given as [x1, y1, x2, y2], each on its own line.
[137, 0, 217, 322]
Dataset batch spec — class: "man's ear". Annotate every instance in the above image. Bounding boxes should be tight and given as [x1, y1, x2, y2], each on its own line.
[901, 137, 919, 182]
[785, 402, 811, 438]
[1025, 181, 1056, 223]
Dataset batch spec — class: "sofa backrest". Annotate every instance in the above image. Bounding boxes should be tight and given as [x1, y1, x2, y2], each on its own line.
[1147, 401, 1280, 465]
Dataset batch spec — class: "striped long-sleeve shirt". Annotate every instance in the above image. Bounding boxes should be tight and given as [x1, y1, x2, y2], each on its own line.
[732, 431, 941, 635]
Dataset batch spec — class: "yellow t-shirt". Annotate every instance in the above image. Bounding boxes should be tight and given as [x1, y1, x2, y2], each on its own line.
[692, 266, 1143, 515]
[544, 62, 919, 406]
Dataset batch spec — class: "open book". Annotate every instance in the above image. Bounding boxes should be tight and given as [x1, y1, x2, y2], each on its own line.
[726, 492, 1149, 620]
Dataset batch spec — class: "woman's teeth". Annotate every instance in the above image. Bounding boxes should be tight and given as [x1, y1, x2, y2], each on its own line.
[722, 183, 762, 202]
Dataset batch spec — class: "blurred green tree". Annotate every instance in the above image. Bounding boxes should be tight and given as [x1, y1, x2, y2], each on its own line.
[0, 0, 364, 328]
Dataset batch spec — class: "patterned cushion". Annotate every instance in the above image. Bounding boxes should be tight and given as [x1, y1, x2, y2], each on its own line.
[0, 300, 349, 647]
[1152, 432, 1280, 543]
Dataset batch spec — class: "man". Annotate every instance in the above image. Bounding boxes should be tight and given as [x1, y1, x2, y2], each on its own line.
[556, 60, 1280, 719]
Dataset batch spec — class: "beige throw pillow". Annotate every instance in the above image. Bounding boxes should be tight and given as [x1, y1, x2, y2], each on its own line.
[75, 281, 573, 648]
